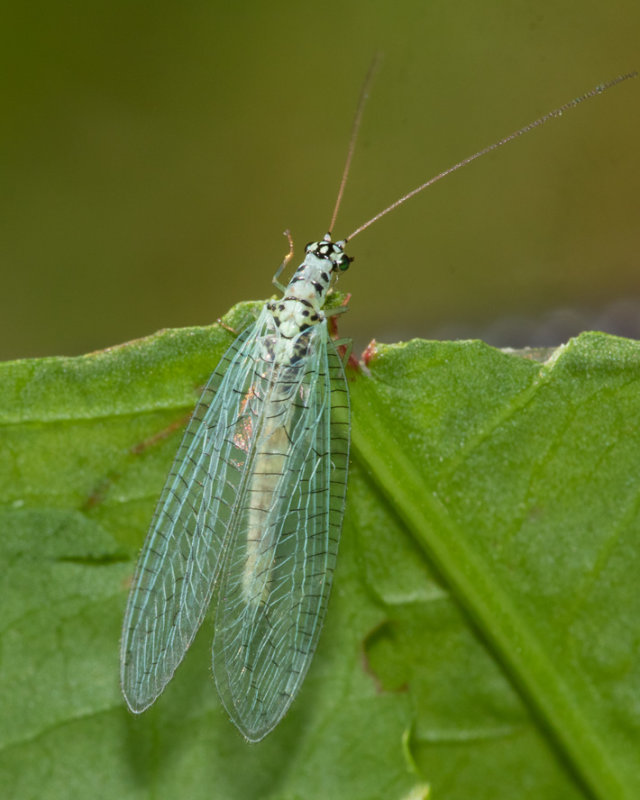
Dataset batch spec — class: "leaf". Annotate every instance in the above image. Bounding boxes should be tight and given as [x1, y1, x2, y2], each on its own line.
[351, 334, 640, 799]
[1, 309, 638, 799]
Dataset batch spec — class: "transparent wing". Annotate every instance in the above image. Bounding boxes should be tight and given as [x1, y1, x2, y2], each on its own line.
[211, 323, 350, 741]
[120, 308, 276, 712]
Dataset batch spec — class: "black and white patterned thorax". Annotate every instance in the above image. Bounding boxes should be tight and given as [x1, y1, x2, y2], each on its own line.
[266, 234, 352, 342]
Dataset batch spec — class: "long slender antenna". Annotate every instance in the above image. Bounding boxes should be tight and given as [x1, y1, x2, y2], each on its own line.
[346, 71, 637, 241]
[328, 54, 382, 234]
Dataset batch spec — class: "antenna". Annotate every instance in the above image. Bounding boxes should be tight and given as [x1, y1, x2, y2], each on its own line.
[346, 71, 637, 241]
[328, 54, 382, 234]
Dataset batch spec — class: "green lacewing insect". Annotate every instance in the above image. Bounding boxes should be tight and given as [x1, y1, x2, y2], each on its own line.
[120, 68, 636, 741]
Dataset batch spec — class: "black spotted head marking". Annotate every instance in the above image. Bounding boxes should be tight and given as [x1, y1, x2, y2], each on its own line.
[304, 233, 353, 273]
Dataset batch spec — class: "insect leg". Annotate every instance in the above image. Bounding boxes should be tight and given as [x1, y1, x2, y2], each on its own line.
[272, 230, 295, 292]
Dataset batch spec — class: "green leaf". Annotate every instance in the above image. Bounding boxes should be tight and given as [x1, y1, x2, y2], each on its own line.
[351, 334, 640, 799]
[1, 307, 638, 799]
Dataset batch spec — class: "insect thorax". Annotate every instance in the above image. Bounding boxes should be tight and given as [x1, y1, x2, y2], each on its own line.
[267, 235, 351, 341]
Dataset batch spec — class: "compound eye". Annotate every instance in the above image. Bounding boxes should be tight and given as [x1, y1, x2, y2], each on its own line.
[337, 254, 352, 272]
[304, 241, 314, 252]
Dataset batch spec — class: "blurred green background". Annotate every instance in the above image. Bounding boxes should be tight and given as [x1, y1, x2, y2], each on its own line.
[1, 0, 638, 360]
